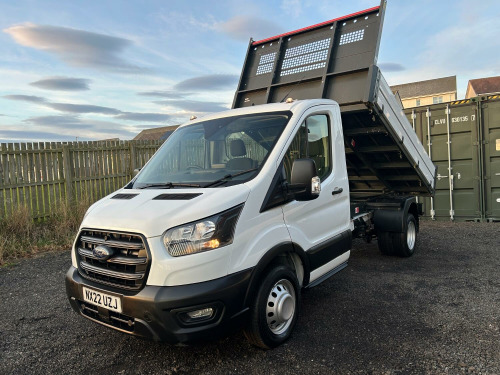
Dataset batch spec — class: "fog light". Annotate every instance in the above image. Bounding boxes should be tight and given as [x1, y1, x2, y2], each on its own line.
[187, 307, 214, 320]
[175, 303, 222, 326]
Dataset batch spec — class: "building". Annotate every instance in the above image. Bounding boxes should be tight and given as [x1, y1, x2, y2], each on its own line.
[390, 76, 457, 109]
[133, 125, 179, 141]
[465, 76, 500, 98]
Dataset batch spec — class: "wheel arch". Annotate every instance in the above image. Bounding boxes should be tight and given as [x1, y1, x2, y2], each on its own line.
[407, 201, 420, 232]
[373, 196, 419, 233]
[243, 242, 310, 307]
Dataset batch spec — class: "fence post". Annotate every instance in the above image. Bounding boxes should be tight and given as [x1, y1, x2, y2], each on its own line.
[62, 144, 74, 202]
[129, 141, 136, 178]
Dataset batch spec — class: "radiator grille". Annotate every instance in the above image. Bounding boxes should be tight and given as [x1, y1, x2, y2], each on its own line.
[76, 229, 149, 291]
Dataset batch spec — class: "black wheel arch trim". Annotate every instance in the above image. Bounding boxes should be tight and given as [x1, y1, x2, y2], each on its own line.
[373, 196, 419, 233]
[243, 231, 353, 306]
[243, 242, 310, 306]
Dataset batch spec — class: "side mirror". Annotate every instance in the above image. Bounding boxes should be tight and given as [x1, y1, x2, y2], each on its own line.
[133, 168, 141, 177]
[289, 159, 321, 201]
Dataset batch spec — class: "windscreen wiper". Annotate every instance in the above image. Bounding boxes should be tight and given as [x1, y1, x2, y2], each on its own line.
[203, 168, 258, 188]
[137, 182, 201, 189]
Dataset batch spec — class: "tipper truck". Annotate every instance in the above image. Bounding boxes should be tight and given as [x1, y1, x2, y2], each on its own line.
[66, 1, 436, 349]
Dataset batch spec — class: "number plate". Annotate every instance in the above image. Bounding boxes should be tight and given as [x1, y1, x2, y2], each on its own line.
[82, 287, 122, 313]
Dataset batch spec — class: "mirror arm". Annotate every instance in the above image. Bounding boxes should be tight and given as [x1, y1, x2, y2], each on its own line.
[287, 182, 306, 192]
[281, 181, 306, 200]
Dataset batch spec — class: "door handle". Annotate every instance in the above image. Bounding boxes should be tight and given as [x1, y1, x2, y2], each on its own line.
[332, 187, 343, 195]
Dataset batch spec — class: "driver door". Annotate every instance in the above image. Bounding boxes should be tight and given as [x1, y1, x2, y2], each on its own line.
[281, 108, 350, 281]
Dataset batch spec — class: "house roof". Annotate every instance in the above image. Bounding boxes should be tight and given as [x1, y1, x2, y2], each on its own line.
[133, 125, 179, 141]
[467, 76, 500, 96]
[390, 75, 457, 99]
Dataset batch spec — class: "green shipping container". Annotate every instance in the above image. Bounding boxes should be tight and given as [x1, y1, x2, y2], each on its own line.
[481, 97, 500, 220]
[404, 95, 500, 222]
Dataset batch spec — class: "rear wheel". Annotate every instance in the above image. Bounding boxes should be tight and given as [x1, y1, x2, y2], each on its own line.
[377, 231, 395, 255]
[393, 213, 417, 257]
[244, 265, 300, 349]
[377, 213, 418, 257]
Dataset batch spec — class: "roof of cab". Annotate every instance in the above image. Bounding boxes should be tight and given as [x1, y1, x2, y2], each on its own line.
[178, 99, 338, 128]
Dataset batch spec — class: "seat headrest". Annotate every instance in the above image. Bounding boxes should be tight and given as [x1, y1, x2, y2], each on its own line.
[230, 139, 247, 157]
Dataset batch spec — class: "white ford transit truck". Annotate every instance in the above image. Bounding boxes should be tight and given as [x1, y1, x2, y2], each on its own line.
[66, 1, 436, 349]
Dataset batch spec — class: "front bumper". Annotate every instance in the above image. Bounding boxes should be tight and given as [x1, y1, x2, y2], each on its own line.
[65, 266, 253, 343]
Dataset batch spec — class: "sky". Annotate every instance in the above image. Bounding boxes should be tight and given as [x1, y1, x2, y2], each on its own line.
[1, 0, 499, 143]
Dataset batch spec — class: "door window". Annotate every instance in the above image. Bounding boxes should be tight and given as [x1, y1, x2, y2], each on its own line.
[284, 114, 331, 181]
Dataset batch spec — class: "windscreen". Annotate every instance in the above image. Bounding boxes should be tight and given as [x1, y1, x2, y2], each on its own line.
[132, 111, 292, 189]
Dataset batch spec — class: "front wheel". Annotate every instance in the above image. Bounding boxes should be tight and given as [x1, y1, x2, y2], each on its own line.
[244, 265, 300, 349]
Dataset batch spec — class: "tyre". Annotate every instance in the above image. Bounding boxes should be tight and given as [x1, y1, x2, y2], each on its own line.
[393, 213, 417, 257]
[377, 231, 395, 255]
[244, 265, 300, 349]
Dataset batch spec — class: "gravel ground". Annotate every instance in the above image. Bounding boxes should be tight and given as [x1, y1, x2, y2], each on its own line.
[0, 221, 499, 375]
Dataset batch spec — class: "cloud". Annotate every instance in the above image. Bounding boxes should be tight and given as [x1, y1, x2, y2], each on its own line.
[0, 130, 83, 142]
[421, 18, 500, 74]
[46, 103, 121, 115]
[173, 74, 238, 91]
[187, 13, 282, 41]
[280, 0, 303, 18]
[4, 23, 145, 73]
[214, 16, 283, 41]
[3, 94, 170, 122]
[115, 112, 171, 122]
[133, 124, 176, 130]
[3, 94, 47, 103]
[23, 115, 138, 138]
[4, 91, 171, 123]
[139, 75, 237, 107]
[24, 115, 88, 128]
[378, 63, 405, 73]
[384, 13, 500, 98]
[137, 90, 190, 98]
[30, 76, 91, 91]
[155, 99, 228, 113]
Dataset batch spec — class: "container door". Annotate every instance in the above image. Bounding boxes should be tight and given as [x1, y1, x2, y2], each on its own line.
[411, 101, 482, 221]
[481, 96, 500, 221]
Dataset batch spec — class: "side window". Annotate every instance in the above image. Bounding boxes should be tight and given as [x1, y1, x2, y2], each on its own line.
[284, 114, 331, 182]
[307, 115, 331, 180]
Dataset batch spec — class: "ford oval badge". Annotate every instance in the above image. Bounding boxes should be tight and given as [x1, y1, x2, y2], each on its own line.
[93, 245, 114, 260]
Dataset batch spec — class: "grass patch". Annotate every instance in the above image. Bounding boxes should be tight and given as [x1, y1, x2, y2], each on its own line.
[0, 198, 91, 266]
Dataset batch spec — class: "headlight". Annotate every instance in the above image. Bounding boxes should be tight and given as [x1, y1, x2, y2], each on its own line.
[162, 204, 244, 257]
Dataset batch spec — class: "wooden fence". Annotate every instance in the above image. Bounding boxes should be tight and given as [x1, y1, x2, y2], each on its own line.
[0, 140, 163, 219]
